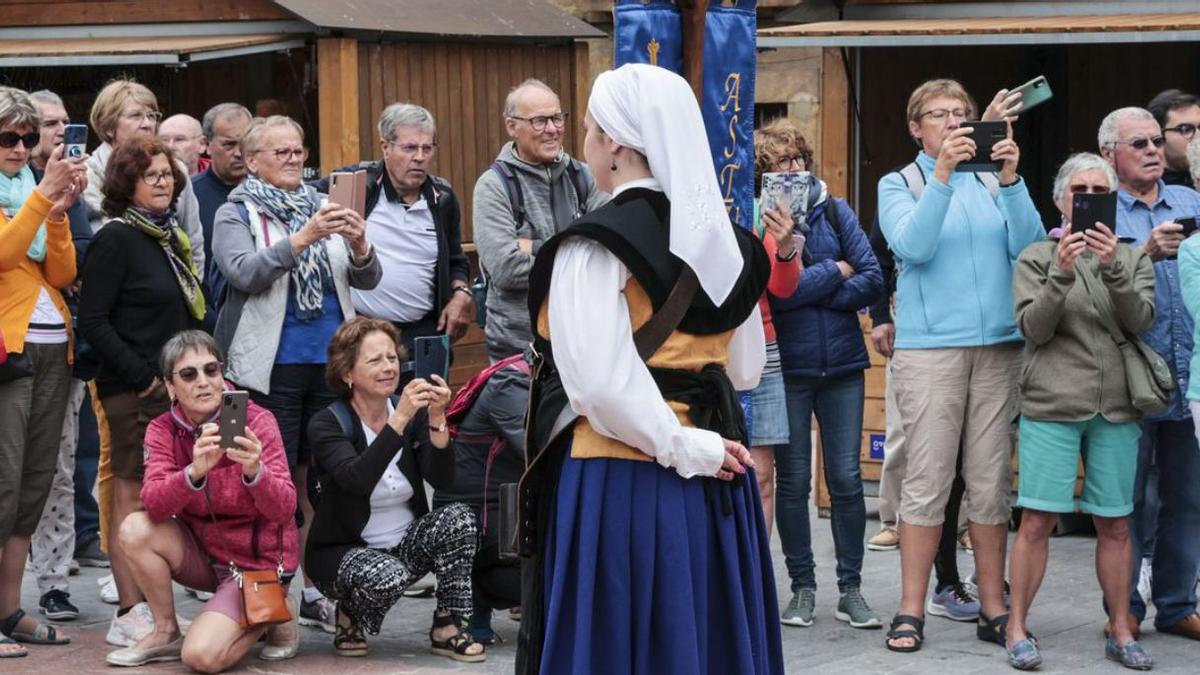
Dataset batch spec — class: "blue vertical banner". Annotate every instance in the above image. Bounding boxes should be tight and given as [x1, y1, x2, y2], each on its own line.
[613, 0, 757, 230]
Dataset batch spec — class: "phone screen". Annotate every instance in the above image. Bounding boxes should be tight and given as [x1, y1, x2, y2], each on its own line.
[63, 124, 88, 159]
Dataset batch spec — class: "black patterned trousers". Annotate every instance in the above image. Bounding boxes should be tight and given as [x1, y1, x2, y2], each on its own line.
[317, 502, 479, 634]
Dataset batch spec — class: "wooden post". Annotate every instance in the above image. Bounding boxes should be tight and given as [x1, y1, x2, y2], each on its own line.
[317, 38, 361, 176]
[819, 47, 851, 200]
[570, 40, 591, 155]
[678, 0, 706, 102]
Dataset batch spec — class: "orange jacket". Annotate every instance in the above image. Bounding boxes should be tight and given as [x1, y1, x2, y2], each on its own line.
[0, 189, 75, 361]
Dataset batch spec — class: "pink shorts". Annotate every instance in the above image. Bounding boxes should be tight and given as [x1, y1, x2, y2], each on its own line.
[171, 520, 290, 624]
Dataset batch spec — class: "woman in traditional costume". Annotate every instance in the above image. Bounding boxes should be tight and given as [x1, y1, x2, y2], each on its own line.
[516, 63, 784, 675]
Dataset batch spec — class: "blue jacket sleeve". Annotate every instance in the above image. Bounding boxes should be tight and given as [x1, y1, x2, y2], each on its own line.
[997, 178, 1046, 260]
[877, 170, 955, 265]
[824, 200, 885, 311]
[786, 259, 845, 306]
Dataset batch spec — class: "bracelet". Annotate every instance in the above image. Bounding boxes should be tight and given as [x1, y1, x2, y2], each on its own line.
[429, 421, 448, 433]
[452, 286, 473, 299]
[775, 247, 798, 262]
[999, 177, 1020, 188]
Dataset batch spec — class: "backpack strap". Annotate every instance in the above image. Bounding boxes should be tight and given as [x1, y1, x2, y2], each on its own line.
[328, 394, 401, 441]
[976, 171, 1001, 199]
[490, 162, 525, 230]
[898, 162, 926, 202]
[565, 158, 589, 215]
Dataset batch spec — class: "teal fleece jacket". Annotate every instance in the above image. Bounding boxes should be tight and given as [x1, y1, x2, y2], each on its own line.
[877, 152, 1045, 349]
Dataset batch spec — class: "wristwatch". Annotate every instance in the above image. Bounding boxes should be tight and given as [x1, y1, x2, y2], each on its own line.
[429, 421, 448, 433]
[776, 247, 798, 262]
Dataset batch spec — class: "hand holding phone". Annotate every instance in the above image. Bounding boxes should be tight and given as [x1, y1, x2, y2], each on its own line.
[413, 335, 450, 382]
[1009, 76, 1053, 115]
[1071, 192, 1117, 235]
[328, 169, 367, 217]
[1177, 216, 1198, 238]
[955, 121, 1007, 173]
[63, 124, 88, 160]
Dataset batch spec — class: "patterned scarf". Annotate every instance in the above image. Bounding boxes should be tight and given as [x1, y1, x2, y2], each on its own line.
[0, 165, 45, 261]
[123, 207, 206, 321]
[240, 174, 334, 321]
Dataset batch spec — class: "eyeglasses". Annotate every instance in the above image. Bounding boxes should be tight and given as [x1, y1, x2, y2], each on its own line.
[1113, 136, 1166, 151]
[1069, 184, 1111, 195]
[1163, 123, 1198, 139]
[386, 141, 437, 157]
[258, 147, 306, 162]
[775, 155, 806, 171]
[122, 110, 163, 124]
[0, 131, 40, 149]
[509, 113, 568, 132]
[920, 108, 970, 122]
[171, 361, 223, 383]
[142, 169, 175, 186]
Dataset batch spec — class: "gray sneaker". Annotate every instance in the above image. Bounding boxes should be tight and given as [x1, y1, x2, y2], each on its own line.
[781, 589, 815, 627]
[835, 587, 882, 629]
[299, 596, 337, 634]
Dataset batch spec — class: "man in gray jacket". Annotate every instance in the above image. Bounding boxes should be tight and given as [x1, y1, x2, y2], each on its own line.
[473, 79, 607, 362]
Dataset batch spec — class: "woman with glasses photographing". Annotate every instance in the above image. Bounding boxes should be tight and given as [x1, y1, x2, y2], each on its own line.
[212, 115, 381, 632]
[107, 330, 300, 669]
[78, 137, 205, 647]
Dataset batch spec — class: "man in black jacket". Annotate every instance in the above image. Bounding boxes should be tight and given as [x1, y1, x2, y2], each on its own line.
[314, 103, 473, 358]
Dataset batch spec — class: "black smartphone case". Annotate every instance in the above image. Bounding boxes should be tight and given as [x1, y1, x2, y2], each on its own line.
[413, 335, 450, 381]
[1071, 192, 1117, 234]
[956, 121, 1007, 173]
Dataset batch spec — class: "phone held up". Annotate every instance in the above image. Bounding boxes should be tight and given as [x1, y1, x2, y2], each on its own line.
[1071, 192, 1117, 235]
[1009, 75, 1053, 114]
[63, 124, 88, 159]
[955, 121, 1007, 173]
[218, 391, 250, 450]
[413, 334, 450, 383]
[328, 169, 368, 217]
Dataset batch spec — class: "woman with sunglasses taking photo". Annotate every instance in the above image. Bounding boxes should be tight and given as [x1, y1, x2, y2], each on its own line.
[77, 137, 205, 648]
[0, 85, 88, 658]
[212, 115, 380, 632]
[106, 330, 300, 669]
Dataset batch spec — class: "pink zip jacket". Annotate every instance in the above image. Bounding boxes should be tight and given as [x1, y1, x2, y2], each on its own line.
[141, 399, 300, 574]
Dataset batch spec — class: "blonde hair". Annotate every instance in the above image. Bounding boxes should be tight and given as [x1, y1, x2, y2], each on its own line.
[239, 115, 304, 155]
[754, 117, 814, 193]
[89, 78, 158, 143]
[906, 79, 978, 124]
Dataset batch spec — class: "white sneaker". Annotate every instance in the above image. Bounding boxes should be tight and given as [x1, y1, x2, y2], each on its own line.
[1137, 557, 1153, 605]
[98, 574, 119, 604]
[106, 602, 155, 647]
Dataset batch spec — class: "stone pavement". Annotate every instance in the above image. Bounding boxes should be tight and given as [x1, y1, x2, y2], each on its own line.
[6, 505, 1198, 674]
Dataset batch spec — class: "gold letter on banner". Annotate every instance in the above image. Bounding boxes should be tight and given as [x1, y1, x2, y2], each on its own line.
[647, 38, 661, 66]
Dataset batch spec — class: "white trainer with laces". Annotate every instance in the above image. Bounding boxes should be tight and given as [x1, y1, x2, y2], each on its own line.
[106, 602, 154, 647]
[98, 574, 119, 604]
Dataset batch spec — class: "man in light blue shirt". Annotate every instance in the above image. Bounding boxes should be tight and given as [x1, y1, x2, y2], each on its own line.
[1102, 106, 1200, 641]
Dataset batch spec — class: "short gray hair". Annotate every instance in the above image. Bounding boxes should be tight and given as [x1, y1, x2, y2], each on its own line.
[503, 78, 557, 118]
[28, 89, 64, 109]
[239, 115, 304, 155]
[159, 330, 222, 378]
[1052, 152, 1118, 205]
[1098, 107, 1157, 149]
[201, 102, 251, 141]
[0, 86, 40, 132]
[377, 102, 435, 143]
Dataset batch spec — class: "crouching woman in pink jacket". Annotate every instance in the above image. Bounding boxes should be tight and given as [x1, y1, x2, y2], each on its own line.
[106, 330, 300, 671]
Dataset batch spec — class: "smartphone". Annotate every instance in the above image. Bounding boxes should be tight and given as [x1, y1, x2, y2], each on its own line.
[413, 334, 450, 383]
[63, 124, 87, 159]
[1071, 192, 1118, 234]
[955, 121, 1007, 173]
[328, 169, 367, 217]
[1178, 216, 1198, 238]
[1010, 75, 1053, 114]
[218, 391, 249, 450]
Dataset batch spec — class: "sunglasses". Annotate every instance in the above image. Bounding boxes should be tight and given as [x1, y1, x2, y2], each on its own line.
[171, 361, 223, 383]
[1069, 184, 1110, 194]
[1114, 136, 1166, 151]
[0, 131, 40, 149]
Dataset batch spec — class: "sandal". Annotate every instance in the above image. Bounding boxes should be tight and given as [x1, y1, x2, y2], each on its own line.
[430, 611, 486, 663]
[0, 609, 69, 645]
[0, 636, 26, 659]
[333, 609, 368, 658]
[979, 613, 1039, 649]
[885, 614, 925, 653]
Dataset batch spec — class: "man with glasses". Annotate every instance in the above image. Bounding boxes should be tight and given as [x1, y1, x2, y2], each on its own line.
[1099, 106, 1200, 643]
[314, 102, 472, 359]
[157, 114, 207, 177]
[473, 78, 607, 362]
[1148, 89, 1200, 189]
[192, 103, 251, 300]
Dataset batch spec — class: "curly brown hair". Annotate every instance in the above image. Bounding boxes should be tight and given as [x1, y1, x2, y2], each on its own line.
[324, 317, 408, 398]
[754, 118, 814, 196]
[100, 137, 185, 217]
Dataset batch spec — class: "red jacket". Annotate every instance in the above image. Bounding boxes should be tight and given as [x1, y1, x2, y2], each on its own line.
[141, 399, 299, 574]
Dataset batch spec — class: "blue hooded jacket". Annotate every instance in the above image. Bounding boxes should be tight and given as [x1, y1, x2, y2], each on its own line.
[770, 183, 884, 378]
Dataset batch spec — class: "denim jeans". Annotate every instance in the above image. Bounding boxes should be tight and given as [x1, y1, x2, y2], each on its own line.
[1128, 414, 1200, 627]
[72, 380, 101, 548]
[777, 371, 866, 593]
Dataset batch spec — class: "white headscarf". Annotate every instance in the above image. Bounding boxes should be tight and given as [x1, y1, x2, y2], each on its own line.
[588, 63, 744, 305]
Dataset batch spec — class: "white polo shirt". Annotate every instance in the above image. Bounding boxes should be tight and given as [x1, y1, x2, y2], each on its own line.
[351, 196, 439, 323]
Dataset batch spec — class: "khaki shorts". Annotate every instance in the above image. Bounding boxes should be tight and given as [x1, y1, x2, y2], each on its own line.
[95, 387, 171, 481]
[891, 344, 1020, 527]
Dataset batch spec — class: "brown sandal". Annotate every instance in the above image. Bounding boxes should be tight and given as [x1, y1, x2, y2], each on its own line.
[333, 609, 367, 657]
[429, 612, 485, 663]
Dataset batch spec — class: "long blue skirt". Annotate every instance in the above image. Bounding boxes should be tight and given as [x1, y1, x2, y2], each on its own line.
[540, 452, 785, 675]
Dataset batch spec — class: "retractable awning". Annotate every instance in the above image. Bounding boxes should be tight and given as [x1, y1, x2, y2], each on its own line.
[758, 13, 1200, 47]
[0, 34, 307, 67]
[274, 0, 605, 40]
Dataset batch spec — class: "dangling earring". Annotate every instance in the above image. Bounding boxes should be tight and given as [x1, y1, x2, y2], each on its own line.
[610, 161, 617, 171]
[346, 380, 353, 391]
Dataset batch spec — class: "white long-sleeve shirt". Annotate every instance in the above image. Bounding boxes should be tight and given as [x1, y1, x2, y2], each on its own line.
[546, 233, 765, 480]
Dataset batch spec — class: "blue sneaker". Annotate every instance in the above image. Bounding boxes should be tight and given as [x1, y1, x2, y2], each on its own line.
[927, 582, 980, 622]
